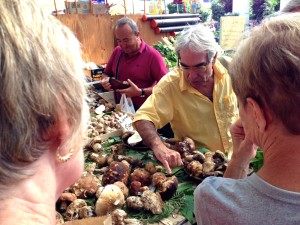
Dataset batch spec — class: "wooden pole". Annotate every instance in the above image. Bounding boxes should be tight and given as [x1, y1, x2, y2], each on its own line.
[90, 0, 93, 14]
[75, 0, 78, 14]
[53, 0, 57, 16]
[65, 0, 69, 14]
[123, 0, 126, 15]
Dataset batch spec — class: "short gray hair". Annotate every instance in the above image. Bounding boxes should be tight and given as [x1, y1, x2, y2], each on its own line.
[115, 17, 139, 35]
[175, 23, 220, 62]
[282, 0, 300, 12]
[231, 13, 300, 134]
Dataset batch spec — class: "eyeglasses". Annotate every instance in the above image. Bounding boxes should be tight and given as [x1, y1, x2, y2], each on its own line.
[179, 61, 211, 72]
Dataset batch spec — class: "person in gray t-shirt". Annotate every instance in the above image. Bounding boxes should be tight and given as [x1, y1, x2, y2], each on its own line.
[194, 13, 300, 225]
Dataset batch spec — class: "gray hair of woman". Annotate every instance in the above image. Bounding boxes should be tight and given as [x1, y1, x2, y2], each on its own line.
[282, 0, 300, 12]
[115, 17, 139, 35]
[174, 23, 221, 63]
[0, 0, 89, 187]
[230, 13, 300, 134]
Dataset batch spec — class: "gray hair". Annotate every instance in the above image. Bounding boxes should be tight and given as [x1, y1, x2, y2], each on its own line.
[175, 23, 220, 62]
[115, 17, 139, 35]
[0, 0, 88, 188]
[231, 13, 300, 134]
[282, 0, 300, 12]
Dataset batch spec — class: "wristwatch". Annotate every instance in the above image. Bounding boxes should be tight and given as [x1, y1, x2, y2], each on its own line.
[141, 88, 146, 97]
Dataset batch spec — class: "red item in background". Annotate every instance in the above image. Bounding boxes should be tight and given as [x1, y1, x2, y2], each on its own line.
[173, 0, 183, 4]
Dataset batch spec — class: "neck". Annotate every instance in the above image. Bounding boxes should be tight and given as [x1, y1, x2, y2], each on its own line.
[0, 198, 55, 225]
[257, 134, 300, 192]
[0, 190, 56, 225]
[0, 154, 57, 225]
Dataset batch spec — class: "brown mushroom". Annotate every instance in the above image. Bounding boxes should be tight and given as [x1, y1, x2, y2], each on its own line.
[102, 161, 130, 185]
[130, 168, 151, 187]
[156, 176, 178, 201]
[89, 153, 108, 168]
[202, 152, 216, 173]
[186, 161, 203, 177]
[141, 190, 164, 215]
[129, 181, 142, 196]
[65, 199, 87, 221]
[145, 161, 157, 174]
[126, 196, 144, 210]
[151, 172, 167, 187]
[70, 173, 101, 198]
[114, 181, 129, 198]
[111, 209, 127, 225]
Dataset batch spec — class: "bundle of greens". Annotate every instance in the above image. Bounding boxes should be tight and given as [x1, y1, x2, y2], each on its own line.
[153, 37, 178, 70]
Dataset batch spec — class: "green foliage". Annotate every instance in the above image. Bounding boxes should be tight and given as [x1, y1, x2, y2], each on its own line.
[250, 0, 280, 21]
[167, 3, 185, 13]
[176, 183, 195, 223]
[198, 147, 211, 154]
[169, 167, 189, 183]
[153, 41, 178, 69]
[198, 5, 212, 22]
[211, 0, 225, 22]
[125, 149, 157, 164]
[127, 182, 195, 224]
[251, 148, 264, 172]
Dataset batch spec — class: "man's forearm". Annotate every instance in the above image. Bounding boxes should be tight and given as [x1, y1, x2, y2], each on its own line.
[134, 120, 164, 150]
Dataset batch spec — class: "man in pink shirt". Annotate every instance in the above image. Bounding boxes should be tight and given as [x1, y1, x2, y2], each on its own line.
[101, 17, 168, 110]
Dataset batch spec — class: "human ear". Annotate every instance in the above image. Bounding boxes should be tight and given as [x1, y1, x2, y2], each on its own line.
[42, 115, 71, 150]
[246, 98, 267, 132]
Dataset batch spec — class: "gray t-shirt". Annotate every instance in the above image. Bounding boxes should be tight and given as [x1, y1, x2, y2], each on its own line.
[194, 173, 300, 225]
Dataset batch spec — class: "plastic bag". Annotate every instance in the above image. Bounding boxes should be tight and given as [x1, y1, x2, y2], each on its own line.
[120, 93, 136, 115]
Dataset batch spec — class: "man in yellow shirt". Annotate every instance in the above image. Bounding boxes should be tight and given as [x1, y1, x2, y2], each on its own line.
[133, 23, 239, 174]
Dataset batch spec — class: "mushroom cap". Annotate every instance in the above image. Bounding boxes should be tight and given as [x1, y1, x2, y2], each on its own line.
[95, 184, 125, 216]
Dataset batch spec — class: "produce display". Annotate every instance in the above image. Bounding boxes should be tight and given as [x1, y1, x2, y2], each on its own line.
[55, 86, 234, 225]
[153, 36, 178, 70]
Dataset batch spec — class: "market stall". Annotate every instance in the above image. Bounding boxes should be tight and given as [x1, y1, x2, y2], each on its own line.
[55, 86, 232, 225]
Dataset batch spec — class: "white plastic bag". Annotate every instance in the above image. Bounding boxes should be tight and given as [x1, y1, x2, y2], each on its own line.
[120, 93, 136, 115]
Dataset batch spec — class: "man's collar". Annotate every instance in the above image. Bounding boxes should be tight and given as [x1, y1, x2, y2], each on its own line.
[138, 39, 145, 53]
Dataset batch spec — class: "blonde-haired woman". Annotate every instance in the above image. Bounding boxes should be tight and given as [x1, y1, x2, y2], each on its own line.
[0, 1, 89, 224]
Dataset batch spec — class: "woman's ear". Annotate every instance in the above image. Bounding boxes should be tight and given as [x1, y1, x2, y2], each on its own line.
[246, 98, 267, 132]
[42, 115, 71, 150]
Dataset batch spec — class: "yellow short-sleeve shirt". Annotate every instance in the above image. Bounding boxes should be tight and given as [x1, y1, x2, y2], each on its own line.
[133, 61, 239, 157]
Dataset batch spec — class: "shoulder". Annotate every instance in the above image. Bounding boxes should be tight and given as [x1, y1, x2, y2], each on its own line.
[195, 176, 251, 199]
[214, 60, 229, 77]
[153, 70, 180, 93]
[158, 69, 180, 85]
[143, 41, 163, 57]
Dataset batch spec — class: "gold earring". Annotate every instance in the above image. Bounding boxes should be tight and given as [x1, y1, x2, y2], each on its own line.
[56, 148, 74, 162]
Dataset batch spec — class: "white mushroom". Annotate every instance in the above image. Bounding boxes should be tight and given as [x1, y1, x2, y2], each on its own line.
[95, 184, 125, 216]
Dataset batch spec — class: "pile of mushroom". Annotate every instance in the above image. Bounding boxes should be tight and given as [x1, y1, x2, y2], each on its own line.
[56, 137, 180, 224]
[165, 137, 229, 181]
[86, 111, 125, 138]
[87, 87, 115, 114]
